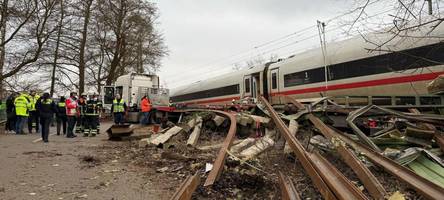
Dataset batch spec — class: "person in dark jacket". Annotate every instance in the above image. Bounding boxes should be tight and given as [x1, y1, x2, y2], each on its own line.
[36, 93, 57, 143]
[56, 96, 67, 135]
[5, 93, 17, 133]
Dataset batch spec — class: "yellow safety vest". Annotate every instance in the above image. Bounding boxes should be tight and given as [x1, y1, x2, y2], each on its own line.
[58, 102, 65, 107]
[42, 99, 53, 105]
[113, 99, 125, 113]
[14, 94, 30, 116]
[29, 94, 40, 111]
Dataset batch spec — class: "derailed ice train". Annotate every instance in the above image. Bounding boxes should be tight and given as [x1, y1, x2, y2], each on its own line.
[171, 25, 444, 107]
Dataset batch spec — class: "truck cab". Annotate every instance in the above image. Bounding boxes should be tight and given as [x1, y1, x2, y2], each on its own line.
[102, 73, 170, 122]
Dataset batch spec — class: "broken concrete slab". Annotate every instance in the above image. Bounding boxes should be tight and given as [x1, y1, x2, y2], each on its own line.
[187, 118, 203, 147]
[151, 126, 184, 146]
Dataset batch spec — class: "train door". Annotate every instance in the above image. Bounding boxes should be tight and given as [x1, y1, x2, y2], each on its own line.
[243, 75, 252, 98]
[270, 68, 280, 104]
[252, 75, 260, 99]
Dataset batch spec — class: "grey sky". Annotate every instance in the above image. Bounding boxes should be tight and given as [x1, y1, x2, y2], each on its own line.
[152, 0, 351, 89]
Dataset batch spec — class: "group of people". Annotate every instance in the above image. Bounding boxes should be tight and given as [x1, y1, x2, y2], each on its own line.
[4, 90, 153, 143]
[4, 91, 102, 143]
[109, 94, 152, 125]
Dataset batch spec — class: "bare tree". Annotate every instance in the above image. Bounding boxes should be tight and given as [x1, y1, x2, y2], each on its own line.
[344, 0, 444, 50]
[0, 0, 59, 96]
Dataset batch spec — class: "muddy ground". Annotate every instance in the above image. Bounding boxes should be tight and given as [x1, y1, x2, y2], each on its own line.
[0, 122, 176, 200]
[0, 120, 424, 200]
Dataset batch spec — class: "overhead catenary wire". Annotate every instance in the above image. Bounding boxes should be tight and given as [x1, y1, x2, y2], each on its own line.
[167, 4, 398, 87]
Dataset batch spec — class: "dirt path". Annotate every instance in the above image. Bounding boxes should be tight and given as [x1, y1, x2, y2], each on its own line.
[0, 122, 173, 200]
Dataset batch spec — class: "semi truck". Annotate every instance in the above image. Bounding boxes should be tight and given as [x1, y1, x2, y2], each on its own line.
[102, 73, 173, 123]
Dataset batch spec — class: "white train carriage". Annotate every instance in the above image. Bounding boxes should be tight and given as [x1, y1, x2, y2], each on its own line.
[171, 25, 444, 108]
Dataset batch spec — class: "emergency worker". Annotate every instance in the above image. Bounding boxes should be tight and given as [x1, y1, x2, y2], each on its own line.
[76, 94, 87, 135]
[28, 90, 40, 133]
[140, 96, 151, 125]
[36, 93, 57, 143]
[5, 92, 17, 133]
[66, 92, 78, 138]
[84, 94, 101, 137]
[96, 95, 102, 134]
[56, 96, 67, 135]
[111, 94, 127, 124]
[14, 92, 31, 134]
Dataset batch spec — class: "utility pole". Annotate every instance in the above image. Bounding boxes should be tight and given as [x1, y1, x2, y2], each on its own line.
[317, 20, 328, 95]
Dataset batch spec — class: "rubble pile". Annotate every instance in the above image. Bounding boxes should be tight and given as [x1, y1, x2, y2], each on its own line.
[133, 97, 444, 199]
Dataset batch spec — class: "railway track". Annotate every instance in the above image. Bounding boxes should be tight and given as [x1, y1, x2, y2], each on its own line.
[160, 97, 444, 199]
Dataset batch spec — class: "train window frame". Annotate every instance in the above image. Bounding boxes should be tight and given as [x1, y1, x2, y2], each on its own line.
[271, 72, 277, 89]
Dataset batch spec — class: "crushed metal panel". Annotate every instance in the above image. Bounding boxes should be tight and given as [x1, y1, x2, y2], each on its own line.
[334, 128, 444, 199]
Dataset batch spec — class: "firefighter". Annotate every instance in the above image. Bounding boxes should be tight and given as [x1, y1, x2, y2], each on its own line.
[96, 95, 103, 134]
[111, 94, 127, 124]
[65, 92, 78, 138]
[14, 92, 31, 134]
[56, 96, 67, 135]
[36, 93, 57, 143]
[28, 90, 40, 134]
[76, 94, 87, 135]
[84, 93, 101, 137]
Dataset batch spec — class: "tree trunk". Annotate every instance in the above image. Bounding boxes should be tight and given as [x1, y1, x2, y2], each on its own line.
[78, 0, 93, 95]
[50, 0, 64, 97]
[0, 0, 8, 98]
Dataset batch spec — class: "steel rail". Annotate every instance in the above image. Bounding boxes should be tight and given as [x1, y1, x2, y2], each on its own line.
[278, 172, 301, 200]
[170, 172, 201, 200]
[174, 109, 237, 186]
[171, 109, 237, 188]
[285, 96, 386, 199]
[260, 96, 367, 200]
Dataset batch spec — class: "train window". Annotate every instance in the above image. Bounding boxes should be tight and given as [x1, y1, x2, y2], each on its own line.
[395, 96, 416, 105]
[171, 84, 240, 102]
[245, 78, 251, 93]
[372, 96, 392, 105]
[271, 72, 277, 89]
[336, 43, 444, 81]
[284, 68, 325, 87]
[420, 97, 441, 105]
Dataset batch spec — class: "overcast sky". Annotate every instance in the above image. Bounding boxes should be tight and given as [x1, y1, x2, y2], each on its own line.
[152, 0, 352, 89]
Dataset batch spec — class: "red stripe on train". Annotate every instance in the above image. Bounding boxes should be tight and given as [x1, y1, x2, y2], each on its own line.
[180, 71, 444, 104]
[184, 96, 240, 105]
[273, 71, 444, 96]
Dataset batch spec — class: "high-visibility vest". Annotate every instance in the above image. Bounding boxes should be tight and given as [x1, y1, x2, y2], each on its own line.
[58, 102, 65, 107]
[42, 99, 53, 105]
[14, 94, 30, 116]
[29, 94, 40, 111]
[113, 99, 125, 113]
